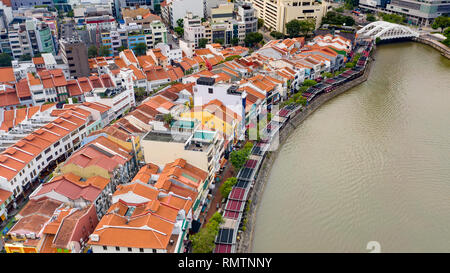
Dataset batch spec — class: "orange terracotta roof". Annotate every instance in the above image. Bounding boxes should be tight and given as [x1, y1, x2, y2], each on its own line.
[0, 67, 15, 83]
[15, 79, 31, 98]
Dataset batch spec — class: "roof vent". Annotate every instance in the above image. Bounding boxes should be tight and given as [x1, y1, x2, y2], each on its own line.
[90, 234, 99, 242]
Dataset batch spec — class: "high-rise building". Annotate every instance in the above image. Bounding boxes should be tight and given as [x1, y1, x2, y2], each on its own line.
[386, 0, 449, 25]
[237, 2, 258, 34]
[250, 0, 328, 34]
[60, 39, 90, 78]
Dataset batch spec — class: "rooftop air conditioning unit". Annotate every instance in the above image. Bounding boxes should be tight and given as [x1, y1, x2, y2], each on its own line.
[90, 234, 100, 242]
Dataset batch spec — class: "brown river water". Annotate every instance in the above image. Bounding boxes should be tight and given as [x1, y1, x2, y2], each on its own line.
[252, 42, 450, 252]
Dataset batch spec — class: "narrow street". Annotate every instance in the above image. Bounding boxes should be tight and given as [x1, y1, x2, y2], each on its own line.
[201, 162, 236, 228]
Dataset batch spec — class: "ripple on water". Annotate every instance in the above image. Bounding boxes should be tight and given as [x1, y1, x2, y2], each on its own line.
[252, 43, 450, 252]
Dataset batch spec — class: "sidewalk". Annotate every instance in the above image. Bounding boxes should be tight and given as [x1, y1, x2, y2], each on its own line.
[201, 162, 236, 228]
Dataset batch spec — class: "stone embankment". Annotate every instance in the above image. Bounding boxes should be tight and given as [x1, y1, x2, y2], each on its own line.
[236, 55, 376, 253]
[413, 36, 450, 59]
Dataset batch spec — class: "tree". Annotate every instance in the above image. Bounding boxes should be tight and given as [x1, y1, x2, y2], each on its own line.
[229, 142, 253, 171]
[225, 55, 241, 62]
[345, 62, 355, 68]
[220, 177, 237, 198]
[299, 85, 309, 94]
[67, 9, 74, 17]
[231, 37, 239, 46]
[88, 45, 98, 58]
[198, 38, 208, 48]
[375, 37, 381, 44]
[174, 26, 184, 37]
[432, 16, 450, 32]
[117, 45, 127, 52]
[293, 93, 307, 106]
[344, 0, 359, 9]
[270, 31, 284, 39]
[257, 18, 264, 29]
[19, 54, 31, 61]
[163, 113, 174, 126]
[191, 212, 223, 253]
[322, 11, 355, 26]
[176, 18, 184, 28]
[344, 16, 355, 26]
[366, 13, 376, 22]
[134, 87, 147, 102]
[334, 7, 344, 13]
[286, 19, 301, 37]
[303, 79, 317, 87]
[133, 43, 147, 56]
[299, 19, 316, 37]
[322, 72, 333, 78]
[0, 53, 12, 67]
[244, 32, 263, 47]
[98, 46, 111, 57]
[190, 225, 217, 253]
[214, 38, 224, 45]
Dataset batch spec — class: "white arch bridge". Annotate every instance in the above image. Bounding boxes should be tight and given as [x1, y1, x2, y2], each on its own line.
[357, 21, 419, 40]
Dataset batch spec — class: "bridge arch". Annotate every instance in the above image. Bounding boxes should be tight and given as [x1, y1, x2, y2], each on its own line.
[357, 21, 419, 40]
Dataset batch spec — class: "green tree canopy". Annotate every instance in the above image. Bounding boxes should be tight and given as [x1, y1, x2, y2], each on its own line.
[214, 38, 225, 45]
[299, 19, 316, 36]
[225, 55, 241, 62]
[176, 18, 184, 28]
[133, 43, 147, 56]
[163, 113, 174, 126]
[174, 26, 184, 37]
[366, 13, 376, 22]
[286, 19, 301, 37]
[88, 45, 98, 58]
[220, 177, 238, 198]
[270, 31, 284, 39]
[0, 53, 12, 67]
[19, 54, 32, 61]
[229, 142, 254, 171]
[198, 38, 209, 48]
[303, 79, 317, 87]
[379, 12, 406, 24]
[322, 11, 355, 26]
[191, 212, 223, 253]
[258, 18, 264, 29]
[117, 45, 127, 52]
[98, 46, 111, 57]
[231, 37, 239, 46]
[244, 32, 263, 47]
[432, 16, 450, 32]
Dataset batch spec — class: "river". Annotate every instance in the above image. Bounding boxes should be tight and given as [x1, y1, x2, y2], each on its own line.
[252, 42, 450, 252]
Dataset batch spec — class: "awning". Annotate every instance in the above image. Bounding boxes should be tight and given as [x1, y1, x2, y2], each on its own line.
[190, 220, 202, 233]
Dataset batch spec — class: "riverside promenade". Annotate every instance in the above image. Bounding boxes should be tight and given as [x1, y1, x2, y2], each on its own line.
[413, 36, 450, 59]
[234, 44, 376, 253]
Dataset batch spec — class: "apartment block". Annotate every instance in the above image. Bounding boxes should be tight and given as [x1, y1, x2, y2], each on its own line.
[60, 39, 90, 79]
[0, 110, 91, 206]
[250, 0, 328, 34]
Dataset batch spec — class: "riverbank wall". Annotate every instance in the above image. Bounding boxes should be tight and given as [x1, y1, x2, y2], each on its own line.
[236, 53, 376, 253]
[412, 37, 450, 59]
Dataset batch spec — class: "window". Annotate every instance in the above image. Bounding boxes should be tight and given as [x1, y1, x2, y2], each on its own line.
[139, 248, 144, 253]
[208, 88, 213, 94]
[115, 246, 120, 251]
[103, 246, 107, 250]
[44, 148, 51, 154]
[128, 247, 132, 252]
[152, 249, 157, 253]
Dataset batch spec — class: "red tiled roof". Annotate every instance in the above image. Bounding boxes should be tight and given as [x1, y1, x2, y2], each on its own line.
[0, 67, 15, 83]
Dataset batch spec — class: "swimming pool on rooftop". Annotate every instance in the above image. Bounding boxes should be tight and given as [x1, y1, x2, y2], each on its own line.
[193, 131, 215, 141]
